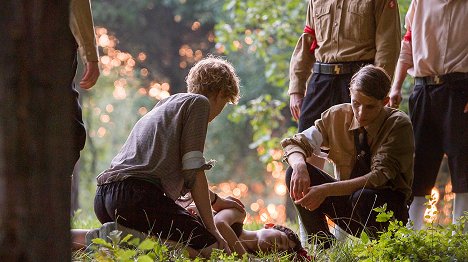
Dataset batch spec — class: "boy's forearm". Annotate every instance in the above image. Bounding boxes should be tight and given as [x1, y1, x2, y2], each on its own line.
[191, 171, 216, 230]
[321, 174, 371, 197]
[216, 221, 246, 255]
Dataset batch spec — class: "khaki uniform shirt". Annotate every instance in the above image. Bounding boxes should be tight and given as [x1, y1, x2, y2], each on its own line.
[282, 104, 414, 203]
[399, 0, 468, 77]
[289, 0, 401, 95]
[70, 0, 99, 63]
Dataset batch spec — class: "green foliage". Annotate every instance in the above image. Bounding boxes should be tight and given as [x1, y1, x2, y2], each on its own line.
[216, 0, 305, 87]
[351, 207, 468, 261]
[229, 94, 294, 163]
[85, 229, 193, 262]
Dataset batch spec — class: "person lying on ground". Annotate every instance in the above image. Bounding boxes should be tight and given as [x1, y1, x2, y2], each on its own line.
[187, 198, 310, 261]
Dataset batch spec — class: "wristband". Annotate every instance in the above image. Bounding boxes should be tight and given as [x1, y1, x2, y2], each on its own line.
[211, 193, 218, 205]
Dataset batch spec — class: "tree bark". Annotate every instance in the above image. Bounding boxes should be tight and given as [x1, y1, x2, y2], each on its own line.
[0, 1, 76, 261]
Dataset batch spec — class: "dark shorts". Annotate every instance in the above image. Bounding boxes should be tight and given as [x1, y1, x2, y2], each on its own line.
[94, 178, 217, 250]
[298, 73, 352, 132]
[286, 164, 408, 239]
[409, 76, 468, 195]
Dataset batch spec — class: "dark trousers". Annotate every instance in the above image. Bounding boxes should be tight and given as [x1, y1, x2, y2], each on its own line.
[94, 179, 217, 250]
[286, 164, 408, 241]
[409, 77, 468, 195]
[298, 73, 353, 132]
[69, 52, 87, 163]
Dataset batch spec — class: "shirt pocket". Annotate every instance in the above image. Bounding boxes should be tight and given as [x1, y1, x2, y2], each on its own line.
[343, 0, 373, 41]
[312, 0, 332, 42]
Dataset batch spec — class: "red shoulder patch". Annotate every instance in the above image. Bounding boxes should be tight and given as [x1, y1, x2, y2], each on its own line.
[388, 0, 396, 9]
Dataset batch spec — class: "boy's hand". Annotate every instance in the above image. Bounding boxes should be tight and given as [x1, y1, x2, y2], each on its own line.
[212, 195, 245, 213]
[209, 229, 231, 255]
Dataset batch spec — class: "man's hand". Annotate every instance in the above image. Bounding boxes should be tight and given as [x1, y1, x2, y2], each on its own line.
[212, 195, 245, 213]
[388, 86, 402, 108]
[290, 162, 310, 201]
[80, 61, 100, 89]
[464, 102, 468, 113]
[289, 93, 304, 121]
[295, 184, 327, 212]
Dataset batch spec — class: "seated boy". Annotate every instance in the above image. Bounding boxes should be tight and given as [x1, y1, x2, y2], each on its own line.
[282, 65, 414, 246]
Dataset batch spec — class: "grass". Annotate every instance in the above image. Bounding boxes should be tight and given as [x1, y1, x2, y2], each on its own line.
[72, 209, 468, 261]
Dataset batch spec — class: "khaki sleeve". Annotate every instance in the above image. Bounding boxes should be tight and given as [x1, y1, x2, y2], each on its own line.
[367, 115, 414, 188]
[398, 1, 415, 67]
[373, 0, 401, 78]
[280, 134, 315, 162]
[288, 0, 316, 95]
[69, 0, 99, 63]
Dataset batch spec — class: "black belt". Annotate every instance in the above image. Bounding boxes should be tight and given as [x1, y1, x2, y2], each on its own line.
[313, 61, 372, 75]
[415, 72, 468, 86]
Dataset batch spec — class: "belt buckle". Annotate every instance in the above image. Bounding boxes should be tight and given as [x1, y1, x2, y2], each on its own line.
[334, 64, 341, 74]
[433, 75, 441, 85]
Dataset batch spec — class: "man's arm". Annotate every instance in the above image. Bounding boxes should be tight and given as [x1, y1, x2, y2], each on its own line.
[388, 61, 411, 108]
[289, 1, 316, 120]
[70, 0, 100, 89]
[373, 0, 401, 78]
[389, 2, 415, 108]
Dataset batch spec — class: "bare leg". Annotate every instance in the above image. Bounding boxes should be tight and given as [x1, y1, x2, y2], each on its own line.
[409, 196, 426, 230]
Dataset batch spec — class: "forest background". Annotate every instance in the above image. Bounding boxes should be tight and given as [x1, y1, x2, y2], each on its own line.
[73, 0, 453, 227]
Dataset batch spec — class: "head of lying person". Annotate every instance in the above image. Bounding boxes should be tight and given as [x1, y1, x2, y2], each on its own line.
[349, 65, 391, 126]
[249, 224, 310, 260]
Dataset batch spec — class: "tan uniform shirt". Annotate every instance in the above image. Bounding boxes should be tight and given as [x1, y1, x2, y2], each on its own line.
[70, 0, 99, 63]
[282, 104, 414, 203]
[399, 0, 468, 77]
[289, 0, 401, 95]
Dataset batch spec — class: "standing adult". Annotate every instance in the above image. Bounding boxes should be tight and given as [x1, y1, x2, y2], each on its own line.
[283, 65, 414, 246]
[69, 0, 100, 165]
[288, 0, 401, 168]
[389, 0, 468, 230]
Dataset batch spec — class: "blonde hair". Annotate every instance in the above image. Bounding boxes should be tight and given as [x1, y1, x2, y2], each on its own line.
[186, 56, 241, 104]
[349, 65, 391, 100]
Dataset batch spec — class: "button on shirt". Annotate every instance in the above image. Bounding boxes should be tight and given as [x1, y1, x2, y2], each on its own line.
[399, 0, 468, 77]
[281, 104, 414, 203]
[289, 0, 401, 95]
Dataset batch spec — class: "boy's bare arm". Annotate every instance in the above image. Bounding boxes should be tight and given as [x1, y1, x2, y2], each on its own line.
[215, 208, 247, 255]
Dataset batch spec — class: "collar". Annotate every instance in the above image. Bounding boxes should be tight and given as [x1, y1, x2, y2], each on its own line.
[348, 107, 393, 140]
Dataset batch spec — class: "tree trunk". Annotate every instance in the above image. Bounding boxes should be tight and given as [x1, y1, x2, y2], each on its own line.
[0, 1, 76, 261]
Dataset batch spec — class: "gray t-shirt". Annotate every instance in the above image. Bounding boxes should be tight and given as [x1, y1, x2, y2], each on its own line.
[96, 93, 213, 201]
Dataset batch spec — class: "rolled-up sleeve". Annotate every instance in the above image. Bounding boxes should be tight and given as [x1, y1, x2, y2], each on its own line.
[367, 117, 414, 188]
[179, 97, 213, 189]
[288, 1, 316, 95]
